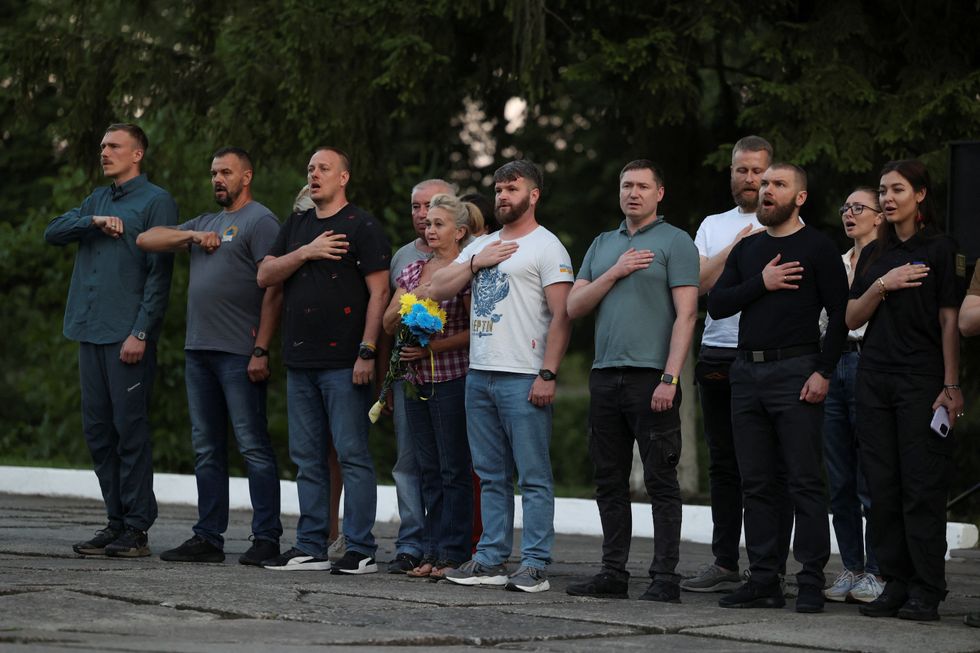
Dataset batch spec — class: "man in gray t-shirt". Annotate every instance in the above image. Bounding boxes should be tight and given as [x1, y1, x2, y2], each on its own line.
[137, 147, 283, 567]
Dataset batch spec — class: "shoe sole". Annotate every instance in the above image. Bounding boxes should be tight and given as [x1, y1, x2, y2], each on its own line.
[639, 595, 681, 603]
[505, 580, 551, 593]
[859, 607, 899, 618]
[239, 555, 275, 566]
[445, 574, 508, 586]
[898, 612, 940, 621]
[264, 560, 332, 571]
[73, 546, 107, 555]
[719, 597, 786, 609]
[680, 580, 741, 593]
[824, 593, 849, 602]
[160, 554, 225, 563]
[105, 547, 151, 558]
[332, 563, 379, 575]
[796, 603, 825, 613]
[566, 590, 628, 599]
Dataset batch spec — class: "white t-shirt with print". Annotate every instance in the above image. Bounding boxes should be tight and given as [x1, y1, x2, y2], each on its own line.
[694, 206, 762, 348]
[455, 226, 574, 374]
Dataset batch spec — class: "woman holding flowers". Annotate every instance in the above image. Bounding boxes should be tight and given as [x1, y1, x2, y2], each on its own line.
[382, 193, 477, 578]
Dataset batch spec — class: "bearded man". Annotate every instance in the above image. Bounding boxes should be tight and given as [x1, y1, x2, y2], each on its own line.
[138, 147, 284, 566]
[707, 163, 848, 614]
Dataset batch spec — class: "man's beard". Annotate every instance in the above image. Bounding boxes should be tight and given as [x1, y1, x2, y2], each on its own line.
[731, 180, 759, 212]
[214, 186, 238, 208]
[756, 198, 796, 227]
[495, 195, 530, 225]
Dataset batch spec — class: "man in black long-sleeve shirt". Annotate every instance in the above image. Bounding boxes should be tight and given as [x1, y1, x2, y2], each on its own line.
[707, 163, 847, 613]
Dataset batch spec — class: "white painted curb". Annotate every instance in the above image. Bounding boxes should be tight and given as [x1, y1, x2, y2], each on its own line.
[1, 466, 976, 558]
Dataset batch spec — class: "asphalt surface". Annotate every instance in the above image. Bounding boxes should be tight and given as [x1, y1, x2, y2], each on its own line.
[1, 493, 978, 652]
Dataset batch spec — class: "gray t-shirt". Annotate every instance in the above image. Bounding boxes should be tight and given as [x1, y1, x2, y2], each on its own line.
[389, 239, 431, 287]
[179, 201, 280, 355]
[577, 218, 700, 369]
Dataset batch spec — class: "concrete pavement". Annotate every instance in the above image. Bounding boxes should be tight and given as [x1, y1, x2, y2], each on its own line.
[1, 493, 978, 652]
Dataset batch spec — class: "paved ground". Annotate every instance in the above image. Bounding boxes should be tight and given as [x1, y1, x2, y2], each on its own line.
[1, 493, 978, 652]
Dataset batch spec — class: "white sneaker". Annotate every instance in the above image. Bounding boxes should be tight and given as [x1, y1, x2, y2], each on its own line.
[848, 573, 884, 603]
[823, 569, 857, 602]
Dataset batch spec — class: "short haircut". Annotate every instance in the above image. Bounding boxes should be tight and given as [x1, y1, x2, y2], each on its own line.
[314, 146, 352, 174]
[732, 135, 773, 162]
[493, 159, 543, 191]
[412, 178, 456, 197]
[105, 123, 149, 152]
[213, 146, 253, 172]
[619, 159, 665, 186]
[768, 162, 807, 191]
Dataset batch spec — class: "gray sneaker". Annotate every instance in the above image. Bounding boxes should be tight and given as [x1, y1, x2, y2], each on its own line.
[823, 569, 857, 602]
[504, 566, 550, 593]
[680, 564, 741, 593]
[443, 559, 508, 586]
[848, 573, 884, 603]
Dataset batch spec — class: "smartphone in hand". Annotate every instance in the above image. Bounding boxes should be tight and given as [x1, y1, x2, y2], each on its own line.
[930, 406, 950, 438]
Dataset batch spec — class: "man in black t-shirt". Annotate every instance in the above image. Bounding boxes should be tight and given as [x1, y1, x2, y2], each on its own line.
[708, 164, 848, 614]
[256, 146, 391, 574]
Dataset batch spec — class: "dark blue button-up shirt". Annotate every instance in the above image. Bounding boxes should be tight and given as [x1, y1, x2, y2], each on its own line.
[44, 173, 177, 344]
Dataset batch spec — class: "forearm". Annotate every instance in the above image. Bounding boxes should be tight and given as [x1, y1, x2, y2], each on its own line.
[699, 247, 733, 295]
[254, 285, 282, 349]
[567, 272, 617, 319]
[663, 311, 696, 377]
[959, 297, 980, 337]
[133, 252, 175, 334]
[257, 250, 306, 288]
[540, 312, 571, 372]
[44, 208, 93, 245]
[360, 286, 391, 346]
[136, 226, 195, 252]
[845, 287, 882, 330]
[382, 288, 406, 335]
[939, 307, 960, 384]
[428, 262, 472, 300]
[706, 274, 765, 319]
[430, 329, 469, 354]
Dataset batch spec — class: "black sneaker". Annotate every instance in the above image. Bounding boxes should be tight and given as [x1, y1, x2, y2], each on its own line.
[897, 597, 940, 621]
[262, 546, 331, 570]
[387, 552, 420, 574]
[859, 581, 908, 618]
[332, 550, 379, 575]
[104, 526, 150, 558]
[639, 579, 681, 603]
[73, 525, 121, 555]
[718, 580, 785, 609]
[160, 535, 224, 563]
[239, 538, 280, 566]
[566, 571, 629, 599]
[795, 584, 825, 613]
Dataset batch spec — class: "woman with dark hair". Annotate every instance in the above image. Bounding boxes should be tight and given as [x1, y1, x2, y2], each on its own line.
[461, 192, 497, 235]
[846, 160, 962, 621]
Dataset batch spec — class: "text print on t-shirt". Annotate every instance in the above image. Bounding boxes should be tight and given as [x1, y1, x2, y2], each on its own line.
[472, 266, 510, 337]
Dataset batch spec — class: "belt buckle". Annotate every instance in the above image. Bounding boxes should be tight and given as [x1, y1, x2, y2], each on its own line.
[751, 350, 765, 363]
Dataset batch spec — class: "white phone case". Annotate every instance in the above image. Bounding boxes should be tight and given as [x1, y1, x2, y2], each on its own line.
[930, 406, 950, 438]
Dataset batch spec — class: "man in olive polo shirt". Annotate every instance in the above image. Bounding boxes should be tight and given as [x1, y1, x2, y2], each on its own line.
[566, 159, 699, 601]
[45, 123, 177, 558]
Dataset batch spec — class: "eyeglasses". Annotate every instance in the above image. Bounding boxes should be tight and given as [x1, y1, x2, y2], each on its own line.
[838, 203, 879, 216]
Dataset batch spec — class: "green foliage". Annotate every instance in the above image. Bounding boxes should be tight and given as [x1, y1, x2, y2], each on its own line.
[2, 0, 980, 519]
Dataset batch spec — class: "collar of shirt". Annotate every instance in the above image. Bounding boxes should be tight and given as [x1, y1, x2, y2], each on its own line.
[617, 215, 664, 235]
[110, 173, 148, 200]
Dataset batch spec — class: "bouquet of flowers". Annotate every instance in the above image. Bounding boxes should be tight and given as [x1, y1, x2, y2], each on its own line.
[368, 292, 447, 423]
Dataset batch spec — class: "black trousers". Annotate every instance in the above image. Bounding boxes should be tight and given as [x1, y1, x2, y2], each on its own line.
[856, 369, 950, 602]
[588, 367, 682, 582]
[730, 354, 829, 588]
[696, 346, 793, 573]
[79, 341, 159, 531]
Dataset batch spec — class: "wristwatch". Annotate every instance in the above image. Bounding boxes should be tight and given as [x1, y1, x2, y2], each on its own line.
[358, 343, 377, 360]
[660, 373, 679, 386]
[252, 347, 269, 358]
[539, 369, 557, 381]
[133, 330, 147, 342]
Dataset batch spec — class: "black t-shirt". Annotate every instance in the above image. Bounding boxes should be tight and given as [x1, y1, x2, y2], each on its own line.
[707, 225, 848, 377]
[850, 230, 959, 377]
[269, 204, 391, 368]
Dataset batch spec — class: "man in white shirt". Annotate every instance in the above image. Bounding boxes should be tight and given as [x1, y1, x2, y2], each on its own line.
[682, 136, 792, 592]
[427, 160, 573, 593]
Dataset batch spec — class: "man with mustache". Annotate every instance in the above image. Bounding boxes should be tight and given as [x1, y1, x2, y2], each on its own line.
[565, 160, 699, 601]
[684, 136, 793, 595]
[428, 160, 573, 592]
[45, 123, 177, 558]
[257, 147, 391, 575]
[137, 147, 284, 566]
[707, 163, 847, 613]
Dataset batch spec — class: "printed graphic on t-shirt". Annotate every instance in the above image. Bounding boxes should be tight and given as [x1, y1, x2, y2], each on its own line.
[472, 266, 509, 338]
[222, 225, 238, 242]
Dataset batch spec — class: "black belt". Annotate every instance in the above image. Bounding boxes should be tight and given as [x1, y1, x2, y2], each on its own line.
[842, 340, 862, 353]
[738, 344, 819, 363]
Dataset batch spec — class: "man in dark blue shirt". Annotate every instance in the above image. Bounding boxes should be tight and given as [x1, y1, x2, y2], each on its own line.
[45, 123, 177, 558]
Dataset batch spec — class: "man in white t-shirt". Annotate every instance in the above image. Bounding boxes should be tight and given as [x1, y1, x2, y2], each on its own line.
[428, 160, 573, 593]
[683, 136, 792, 593]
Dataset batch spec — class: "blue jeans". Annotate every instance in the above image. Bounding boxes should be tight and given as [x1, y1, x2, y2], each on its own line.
[287, 367, 377, 558]
[404, 376, 473, 563]
[185, 350, 282, 547]
[392, 381, 427, 558]
[823, 351, 878, 575]
[466, 370, 554, 569]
